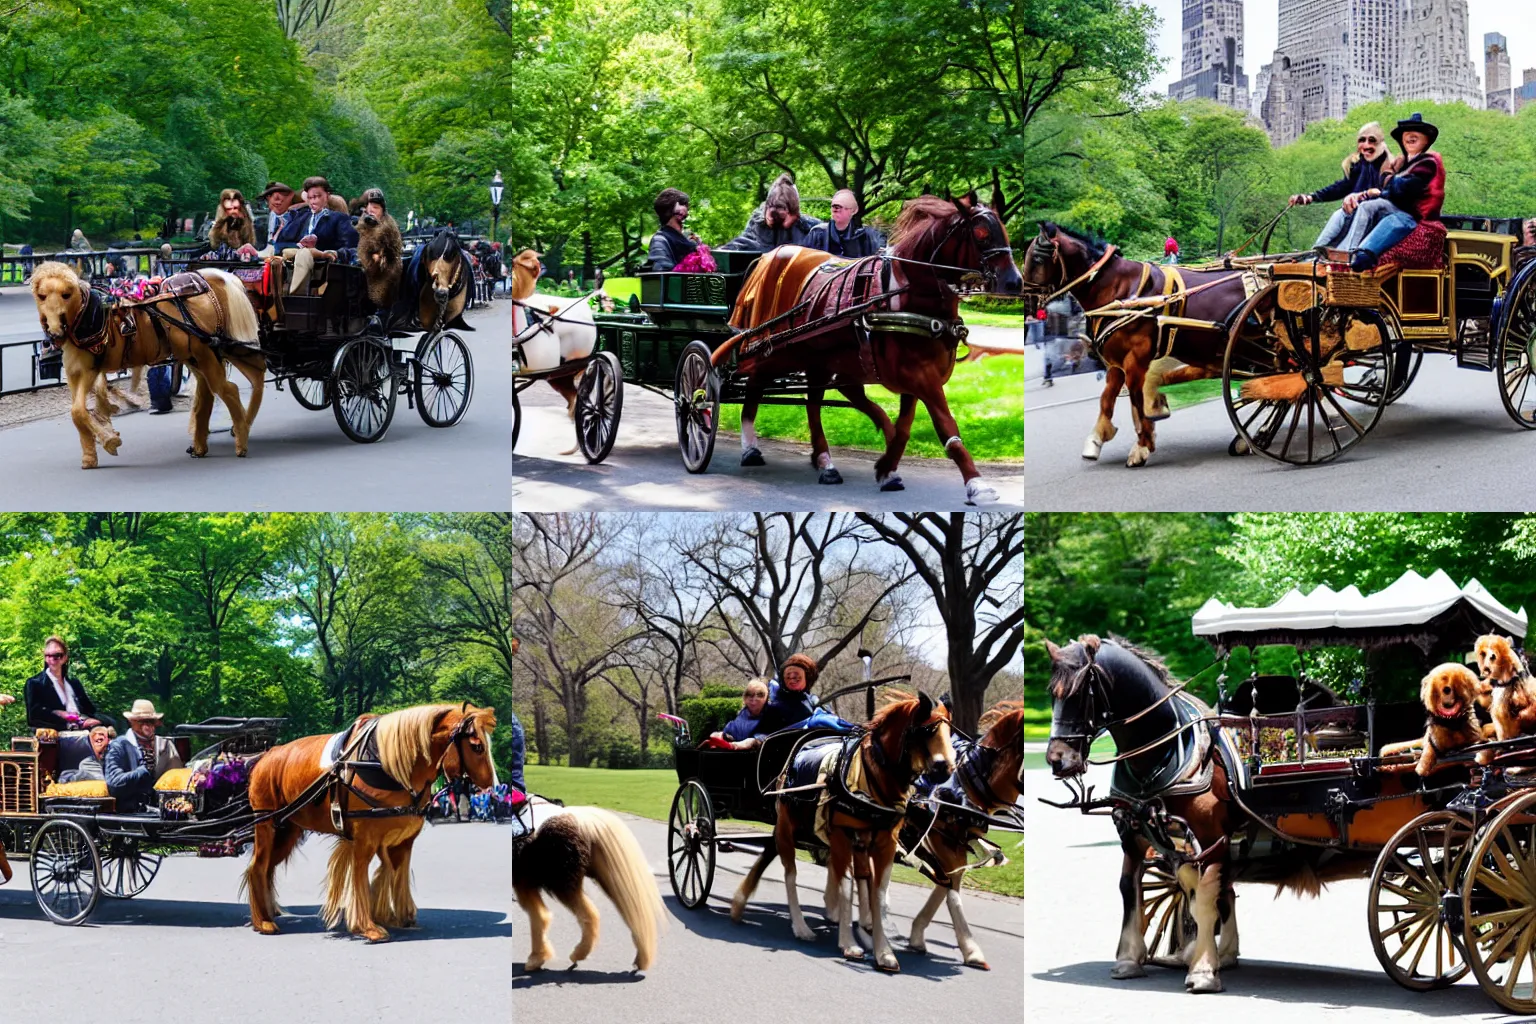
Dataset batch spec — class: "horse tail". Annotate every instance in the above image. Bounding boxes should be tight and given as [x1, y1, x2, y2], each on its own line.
[568, 806, 664, 970]
[321, 838, 360, 930]
[198, 268, 261, 344]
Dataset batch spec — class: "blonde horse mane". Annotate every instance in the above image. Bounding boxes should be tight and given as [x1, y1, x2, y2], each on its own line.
[373, 703, 457, 786]
[29, 261, 83, 291]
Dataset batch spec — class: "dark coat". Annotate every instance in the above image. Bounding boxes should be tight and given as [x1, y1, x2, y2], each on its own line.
[104, 731, 183, 811]
[1309, 151, 1390, 204]
[646, 226, 697, 271]
[756, 684, 815, 735]
[23, 669, 97, 730]
[720, 206, 823, 252]
[805, 221, 883, 258]
[273, 207, 359, 256]
[508, 711, 526, 791]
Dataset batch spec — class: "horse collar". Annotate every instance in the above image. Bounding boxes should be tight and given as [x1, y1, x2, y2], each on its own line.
[71, 289, 110, 356]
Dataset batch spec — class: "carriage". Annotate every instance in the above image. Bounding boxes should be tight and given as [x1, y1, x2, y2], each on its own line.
[1203, 214, 1536, 464]
[0, 716, 285, 925]
[1044, 568, 1536, 1013]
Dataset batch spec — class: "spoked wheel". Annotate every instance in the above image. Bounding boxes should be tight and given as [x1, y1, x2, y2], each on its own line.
[675, 339, 720, 474]
[30, 819, 102, 926]
[512, 383, 523, 452]
[1368, 810, 1474, 990]
[414, 330, 474, 428]
[1141, 853, 1195, 969]
[1497, 268, 1536, 428]
[1222, 281, 1393, 465]
[331, 337, 398, 443]
[575, 351, 623, 464]
[290, 374, 330, 411]
[667, 779, 716, 910]
[1461, 790, 1536, 1012]
[99, 836, 162, 899]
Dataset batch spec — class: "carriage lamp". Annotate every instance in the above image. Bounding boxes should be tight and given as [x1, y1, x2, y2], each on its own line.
[490, 171, 505, 244]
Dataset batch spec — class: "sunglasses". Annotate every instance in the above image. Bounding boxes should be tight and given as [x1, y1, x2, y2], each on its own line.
[44, 652, 65, 660]
[1358, 136, 1380, 144]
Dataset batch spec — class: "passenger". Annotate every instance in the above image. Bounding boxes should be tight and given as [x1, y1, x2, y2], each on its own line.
[645, 188, 698, 272]
[208, 188, 257, 253]
[256, 181, 297, 253]
[24, 635, 105, 730]
[272, 175, 359, 292]
[720, 173, 823, 251]
[104, 700, 184, 812]
[60, 726, 112, 783]
[1290, 120, 1391, 254]
[755, 653, 821, 734]
[1338, 113, 1444, 271]
[806, 189, 883, 258]
[709, 677, 771, 749]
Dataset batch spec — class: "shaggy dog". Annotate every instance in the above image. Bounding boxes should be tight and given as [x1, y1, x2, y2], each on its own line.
[209, 188, 255, 250]
[355, 211, 403, 308]
[1414, 664, 1488, 775]
[1474, 634, 1536, 763]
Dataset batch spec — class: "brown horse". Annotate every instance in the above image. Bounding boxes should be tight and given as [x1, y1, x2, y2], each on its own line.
[723, 191, 1023, 505]
[1022, 224, 1250, 466]
[416, 230, 474, 331]
[891, 699, 1024, 969]
[730, 690, 955, 972]
[31, 261, 266, 467]
[243, 702, 498, 943]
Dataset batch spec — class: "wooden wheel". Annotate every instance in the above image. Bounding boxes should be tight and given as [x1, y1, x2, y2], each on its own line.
[1141, 853, 1195, 968]
[1222, 281, 1393, 465]
[1461, 790, 1536, 1012]
[1368, 810, 1474, 990]
[575, 351, 623, 464]
[674, 340, 720, 473]
[1496, 267, 1536, 428]
[667, 779, 716, 910]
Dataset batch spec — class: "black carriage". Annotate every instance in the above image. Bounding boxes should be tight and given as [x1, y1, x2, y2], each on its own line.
[0, 717, 285, 925]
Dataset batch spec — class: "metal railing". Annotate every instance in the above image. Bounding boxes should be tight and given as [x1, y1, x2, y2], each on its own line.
[1, 246, 207, 286]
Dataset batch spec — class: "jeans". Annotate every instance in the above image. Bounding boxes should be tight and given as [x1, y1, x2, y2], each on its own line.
[1340, 198, 1415, 255]
[147, 365, 174, 412]
[1313, 207, 1352, 249]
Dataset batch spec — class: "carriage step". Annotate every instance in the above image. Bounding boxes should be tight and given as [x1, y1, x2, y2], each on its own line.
[1457, 335, 1493, 371]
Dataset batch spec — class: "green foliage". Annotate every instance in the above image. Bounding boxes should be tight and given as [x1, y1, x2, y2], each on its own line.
[679, 695, 744, 741]
[698, 682, 748, 699]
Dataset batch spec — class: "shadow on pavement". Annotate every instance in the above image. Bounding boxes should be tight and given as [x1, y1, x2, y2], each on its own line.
[512, 962, 648, 987]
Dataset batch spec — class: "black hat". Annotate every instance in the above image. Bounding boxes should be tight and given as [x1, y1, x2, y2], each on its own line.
[359, 187, 386, 210]
[259, 181, 294, 199]
[1391, 112, 1438, 149]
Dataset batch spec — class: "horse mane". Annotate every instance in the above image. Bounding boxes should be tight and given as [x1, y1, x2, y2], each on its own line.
[29, 261, 82, 291]
[423, 229, 460, 262]
[1107, 634, 1173, 683]
[1049, 634, 1170, 700]
[890, 195, 959, 258]
[374, 703, 456, 786]
[977, 699, 1024, 745]
[1043, 222, 1108, 259]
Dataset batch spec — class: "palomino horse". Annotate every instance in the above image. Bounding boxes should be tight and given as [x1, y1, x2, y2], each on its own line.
[888, 699, 1024, 969]
[731, 690, 955, 972]
[1021, 224, 1251, 467]
[244, 702, 498, 942]
[1045, 636, 1377, 993]
[720, 191, 1023, 505]
[509, 248, 597, 417]
[513, 794, 666, 972]
[30, 261, 265, 467]
[413, 230, 475, 331]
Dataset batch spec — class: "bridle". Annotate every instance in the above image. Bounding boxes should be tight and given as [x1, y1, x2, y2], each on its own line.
[1050, 640, 1195, 768]
[1022, 234, 1119, 313]
[884, 204, 1016, 295]
[442, 702, 489, 784]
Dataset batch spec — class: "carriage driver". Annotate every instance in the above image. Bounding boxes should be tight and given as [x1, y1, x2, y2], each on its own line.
[105, 700, 185, 812]
[272, 175, 360, 293]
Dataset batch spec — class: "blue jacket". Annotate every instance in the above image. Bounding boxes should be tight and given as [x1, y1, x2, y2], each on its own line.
[1309, 151, 1389, 204]
[507, 711, 525, 791]
[273, 206, 358, 256]
[104, 731, 180, 810]
[721, 707, 764, 741]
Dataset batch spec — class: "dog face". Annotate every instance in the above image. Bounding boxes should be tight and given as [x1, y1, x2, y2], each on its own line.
[1422, 663, 1480, 718]
[1475, 634, 1523, 683]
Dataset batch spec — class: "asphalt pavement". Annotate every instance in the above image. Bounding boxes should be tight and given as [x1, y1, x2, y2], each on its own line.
[0, 820, 510, 1023]
[1025, 353, 1536, 510]
[1025, 761, 1513, 1022]
[0, 289, 511, 511]
[513, 812, 1023, 1023]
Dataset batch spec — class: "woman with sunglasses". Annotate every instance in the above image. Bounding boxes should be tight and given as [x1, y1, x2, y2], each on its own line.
[1289, 120, 1391, 252]
[22, 636, 105, 730]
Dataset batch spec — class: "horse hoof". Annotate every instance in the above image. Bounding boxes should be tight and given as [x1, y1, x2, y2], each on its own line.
[965, 958, 991, 971]
[875, 956, 901, 973]
[81, 460, 97, 470]
[255, 921, 280, 935]
[741, 447, 765, 467]
[1126, 444, 1150, 467]
[1147, 399, 1171, 421]
[878, 474, 904, 492]
[818, 467, 843, 485]
[525, 958, 546, 973]
[103, 438, 121, 456]
[792, 921, 817, 942]
[1082, 438, 1103, 460]
[1185, 971, 1223, 993]
[1111, 959, 1148, 979]
[363, 928, 390, 944]
[842, 945, 865, 961]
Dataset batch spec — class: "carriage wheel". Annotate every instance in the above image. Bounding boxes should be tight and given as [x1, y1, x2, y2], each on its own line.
[1222, 282, 1392, 465]
[512, 383, 523, 452]
[1497, 268, 1536, 428]
[331, 337, 398, 443]
[1461, 790, 1536, 1012]
[675, 340, 720, 474]
[667, 779, 716, 910]
[414, 330, 474, 428]
[30, 819, 102, 926]
[1368, 810, 1474, 990]
[1140, 853, 1195, 968]
[99, 836, 162, 900]
[290, 374, 330, 411]
[575, 350, 623, 464]
[1337, 313, 1416, 407]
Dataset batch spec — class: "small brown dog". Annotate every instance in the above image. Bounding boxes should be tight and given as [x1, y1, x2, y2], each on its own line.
[1406, 664, 1488, 776]
[1474, 634, 1536, 763]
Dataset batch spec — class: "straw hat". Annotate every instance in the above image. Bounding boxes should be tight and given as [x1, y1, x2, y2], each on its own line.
[123, 699, 164, 722]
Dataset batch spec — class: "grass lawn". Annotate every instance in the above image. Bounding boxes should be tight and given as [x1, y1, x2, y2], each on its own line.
[603, 276, 640, 303]
[1163, 378, 1224, 411]
[524, 763, 1021, 898]
[717, 355, 1022, 462]
[959, 308, 1025, 330]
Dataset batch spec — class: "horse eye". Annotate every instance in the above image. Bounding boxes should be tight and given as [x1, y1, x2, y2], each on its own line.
[61, 289, 72, 300]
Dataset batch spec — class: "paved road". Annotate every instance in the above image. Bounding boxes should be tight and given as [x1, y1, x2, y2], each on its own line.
[513, 812, 1022, 1023]
[1026, 353, 1536, 510]
[0, 821, 509, 1023]
[0, 291, 511, 511]
[1025, 762, 1515, 1022]
[514, 325, 1023, 511]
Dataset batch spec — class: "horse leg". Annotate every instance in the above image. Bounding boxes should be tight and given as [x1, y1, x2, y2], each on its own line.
[1112, 844, 1150, 978]
[783, 830, 817, 942]
[516, 885, 556, 971]
[205, 356, 251, 457]
[832, 839, 861, 957]
[730, 842, 776, 923]
[349, 834, 388, 942]
[907, 881, 947, 955]
[187, 369, 214, 457]
[838, 384, 903, 489]
[946, 884, 988, 969]
[547, 375, 581, 455]
[868, 840, 900, 972]
[69, 369, 103, 469]
[1179, 860, 1225, 993]
[1122, 360, 1156, 468]
[1083, 366, 1124, 460]
[740, 390, 766, 466]
[921, 390, 994, 504]
[386, 836, 418, 927]
[806, 386, 842, 484]
[560, 888, 603, 965]
[875, 394, 917, 491]
[244, 821, 278, 934]
[1216, 881, 1239, 969]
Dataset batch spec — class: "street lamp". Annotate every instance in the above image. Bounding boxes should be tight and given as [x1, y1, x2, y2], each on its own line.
[490, 170, 504, 245]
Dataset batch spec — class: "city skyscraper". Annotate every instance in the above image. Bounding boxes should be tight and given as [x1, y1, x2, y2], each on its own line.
[1395, 0, 1482, 108]
[1486, 32, 1512, 111]
[1168, 0, 1250, 111]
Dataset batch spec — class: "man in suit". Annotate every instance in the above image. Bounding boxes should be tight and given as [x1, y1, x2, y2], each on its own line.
[23, 636, 104, 730]
[273, 175, 359, 292]
[105, 700, 185, 812]
[256, 181, 297, 253]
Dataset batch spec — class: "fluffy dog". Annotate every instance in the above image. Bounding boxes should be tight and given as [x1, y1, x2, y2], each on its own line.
[1474, 634, 1536, 763]
[1411, 664, 1488, 776]
[355, 211, 403, 308]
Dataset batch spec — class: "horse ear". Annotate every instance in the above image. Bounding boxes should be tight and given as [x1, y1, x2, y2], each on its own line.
[915, 691, 933, 721]
[1038, 222, 1055, 241]
[958, 189, 979, 210]
[1045, 639, 1061, 660]
[1080, 634, 1101, 655]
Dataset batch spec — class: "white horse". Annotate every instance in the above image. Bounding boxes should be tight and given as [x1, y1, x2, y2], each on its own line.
[511, 250, 597, 417]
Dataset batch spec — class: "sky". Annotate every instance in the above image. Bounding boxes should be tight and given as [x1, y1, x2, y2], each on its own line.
[1148, 0, 1536, 94]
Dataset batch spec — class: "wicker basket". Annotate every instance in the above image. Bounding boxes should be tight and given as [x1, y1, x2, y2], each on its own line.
[1324, 269, 1382, 307]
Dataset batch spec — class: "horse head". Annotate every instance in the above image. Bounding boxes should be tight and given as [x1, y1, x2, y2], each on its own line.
[976, 700, 1026, 806]
[511, 249, 542, 301]
[872, 689, 955, 784]
[30, 261, 90, 345]
[423, 229, 464, 309]
[439, 703, 500, 791]
[952, 189, 1022, 295]
[1044, 635, 1106, 778]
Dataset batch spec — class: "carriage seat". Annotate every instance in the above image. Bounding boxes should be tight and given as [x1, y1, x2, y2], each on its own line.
[1379, 219, 1447, 271]
[729, 245, 835, 332]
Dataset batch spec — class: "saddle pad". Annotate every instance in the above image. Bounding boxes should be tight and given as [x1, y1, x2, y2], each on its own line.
[120, 271, 209, 309]
[1109, 692, 1214, 802]
[318, 726, 353, 771]
[729, 245, 835, 332]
